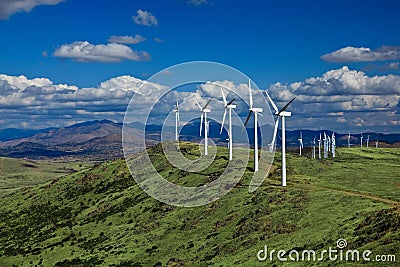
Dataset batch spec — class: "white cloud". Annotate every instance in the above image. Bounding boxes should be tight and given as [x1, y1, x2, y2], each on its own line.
[187, 0, 209, 6]
[107, 35, 146, 44]
[267, 66, 400, 131]
[53, 41, 151, 62]
[0, 0, 64, 19]
[154, 37, 164, 43]
[1, 67, 399, 132]
[321, 46, 400, 62]
[132, 9, 158, 27]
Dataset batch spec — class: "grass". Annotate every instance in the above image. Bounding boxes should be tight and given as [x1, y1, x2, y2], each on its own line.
[0, 157, 92, 197]
[0, 143, 398, 266]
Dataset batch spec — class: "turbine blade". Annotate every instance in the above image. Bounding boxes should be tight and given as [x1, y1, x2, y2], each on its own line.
[220, 87, 227, 106]
[265, 91, 279, 113]
[196, 101, 202, 111]
[177, 111, 180, 126]
[220, 109, 227, 134]
[203, 98, 212, 109]
[227, 98, 235, 106]
[248, 79, 253, 109]
[277, 97, 296, 115]
[176, 101, 179, 110]
[200, 113, 203, 136]
[242, 111, 253, 132]
[271, 117, 279, 148]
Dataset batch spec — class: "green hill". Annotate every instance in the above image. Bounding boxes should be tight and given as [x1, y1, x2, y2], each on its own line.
[0, 143, 399, 266]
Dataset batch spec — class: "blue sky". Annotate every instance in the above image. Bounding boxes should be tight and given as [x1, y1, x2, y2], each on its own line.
[0, 0, 399, 132]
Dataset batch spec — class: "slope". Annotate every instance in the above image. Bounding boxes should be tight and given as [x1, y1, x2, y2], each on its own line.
[0, 144, 398, 266]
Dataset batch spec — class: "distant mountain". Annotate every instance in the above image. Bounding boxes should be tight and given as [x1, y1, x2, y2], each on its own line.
[0, 120, 149, 161]
[0, 127, 56, 142]
[0, 119, 399, 160]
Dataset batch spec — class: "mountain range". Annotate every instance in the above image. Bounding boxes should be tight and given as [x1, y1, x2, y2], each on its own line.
[0, 119, 399, 161]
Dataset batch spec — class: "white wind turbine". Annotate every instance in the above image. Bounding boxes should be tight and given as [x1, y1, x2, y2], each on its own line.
[318, 133, 322, 159]
[312, 137, 316, 159]
[348, 132, 352, 148]
[244, 80, 263, 172]
[173, 102, 180, 141]
[327, 135, 331, 153]
[298, 131, 303, 156]
[323, 132, 328, 158]
[366, 135, 370, 148]
[265, 91, 296, 186]
[220, 88, 236, 160]
[196, 98, 212, 156]
[332, 132, 336, 158]
[360, 133, 364, 148]
[375, 139, 379, 148]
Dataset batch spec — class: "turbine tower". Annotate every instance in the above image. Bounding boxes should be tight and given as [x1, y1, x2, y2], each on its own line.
[318, 133, 322, 159]
[173, 102, 180, 141]
[298, 131, 303, 156]
[220, 88, 236, 160]
[327, 135, 331, 153]
[360, 133, 363, 148]
[312, 137, 316, 159]
[196, 98, 212, 156]
[348, 132, 351, 148]
[323, 132, 328, 158]
[332, 132, 336, 158]
[366, 135, 370, 148]
[265, 91, 296, 186]
[244, 80, 262, 172]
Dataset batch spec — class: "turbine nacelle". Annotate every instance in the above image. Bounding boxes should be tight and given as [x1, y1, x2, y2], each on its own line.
[251, 107, 263, 113]
[277, 111, 291, 117]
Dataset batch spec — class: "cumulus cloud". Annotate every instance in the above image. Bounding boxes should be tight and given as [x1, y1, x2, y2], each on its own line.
[107, 35, 146, 44]
[53, 41, 151, 62]
[132, 9, 158, 26]
[0, 0, 64, 19]
[267, 66, 400, 131]
[1, 67, 399, 132]
[321, 46, 400, 62]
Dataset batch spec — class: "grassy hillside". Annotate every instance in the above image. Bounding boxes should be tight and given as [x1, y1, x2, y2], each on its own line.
[0, 157, 92, 197]
[0, 143, 398, 266]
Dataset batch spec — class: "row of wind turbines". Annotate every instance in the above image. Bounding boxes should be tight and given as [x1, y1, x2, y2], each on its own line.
[347, 133, 379, 148]
[173, 80, 296, 187]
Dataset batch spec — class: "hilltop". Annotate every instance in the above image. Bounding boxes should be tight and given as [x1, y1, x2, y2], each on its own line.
[0, 143, 399, 266]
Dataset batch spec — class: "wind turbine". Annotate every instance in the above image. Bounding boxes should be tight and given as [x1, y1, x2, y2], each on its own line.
[375, 139, 379, 148]
[327, 135, 331, 153]
[360, 133, 364, 148]
[244, 80, 262, 172]
[318, 133, 322, 159]
[366, 135, 370, 148]
[298, 131, 303, 156]
[173, 102, 180, 141]
[348, 132, 351, 148]
[265, 91, 296, 186]
[312, 137, 316, 159]
[332, 132, 336, 158]
[220, 88, 236, 160]
[323, 132, 328, 158]
[196, 98, 212, 156]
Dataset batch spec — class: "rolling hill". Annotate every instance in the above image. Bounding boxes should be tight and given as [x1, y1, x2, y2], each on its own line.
[0, 143, 398, 266]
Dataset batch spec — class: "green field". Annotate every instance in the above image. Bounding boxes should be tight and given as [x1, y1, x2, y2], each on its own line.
[0, 143, 398, 266]
[0, 157, 92, 197]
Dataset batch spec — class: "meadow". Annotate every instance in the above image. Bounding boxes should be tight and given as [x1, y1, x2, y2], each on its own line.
[0, 143, 398, 266]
